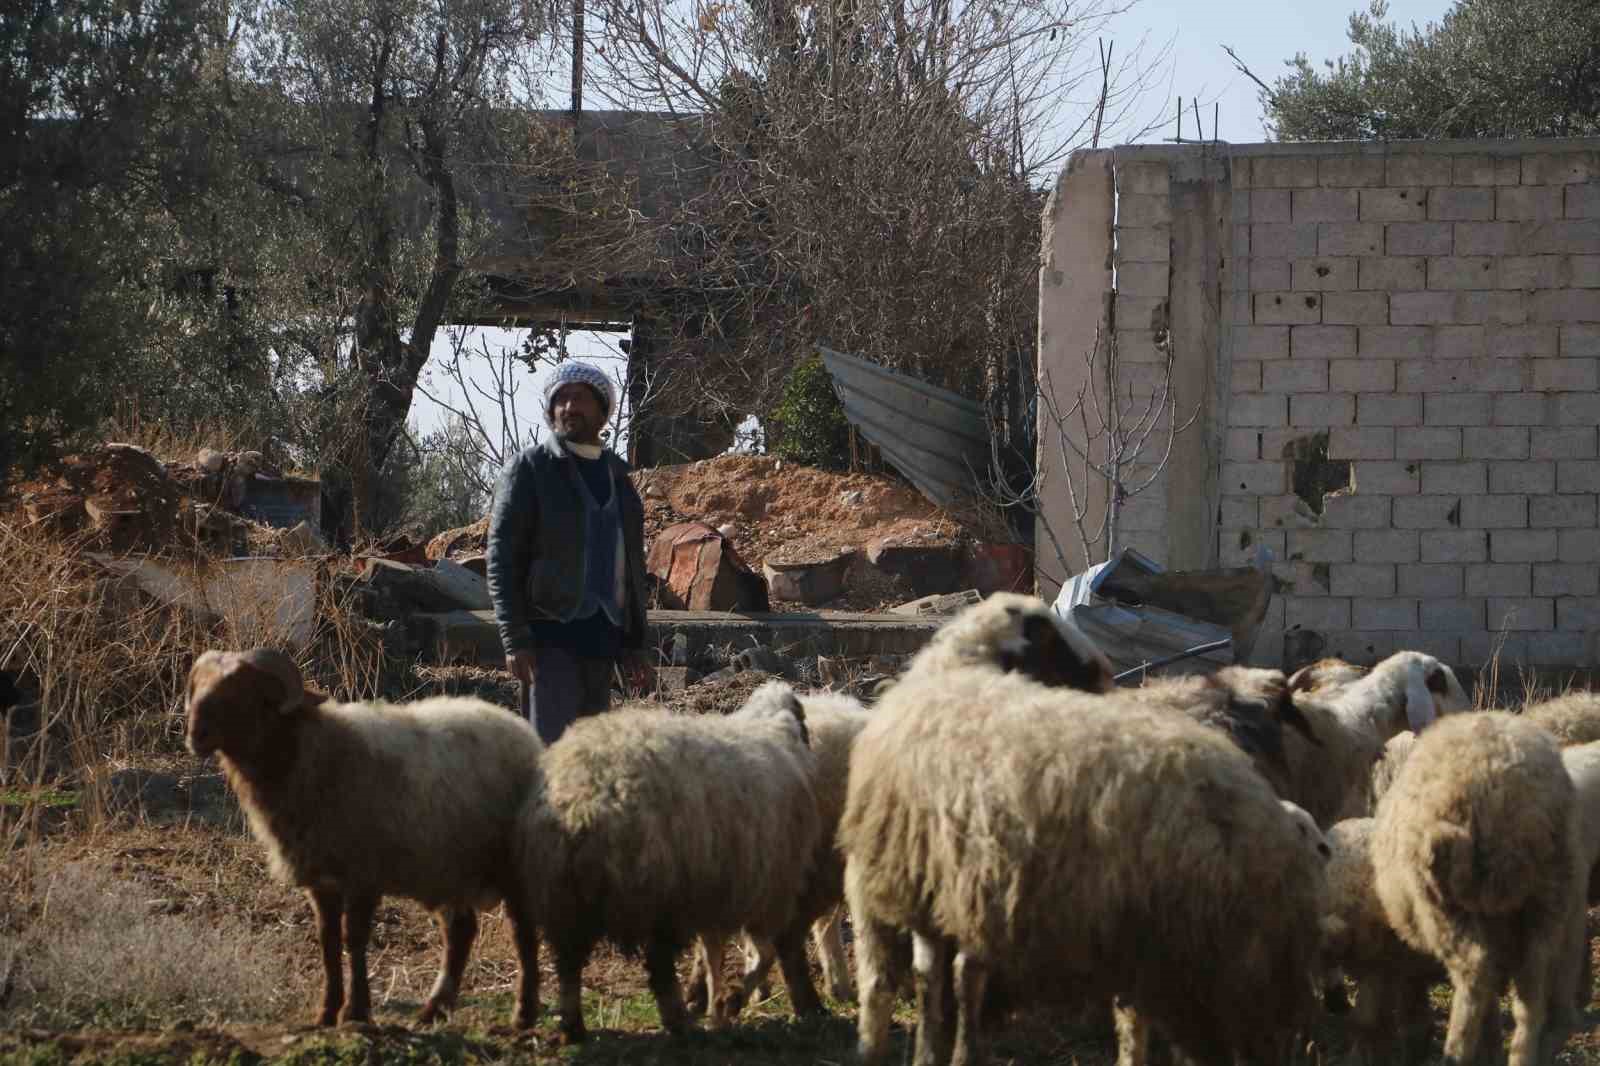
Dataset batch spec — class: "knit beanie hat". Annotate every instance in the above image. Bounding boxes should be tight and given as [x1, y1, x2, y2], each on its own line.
[542, 361, 617, 424]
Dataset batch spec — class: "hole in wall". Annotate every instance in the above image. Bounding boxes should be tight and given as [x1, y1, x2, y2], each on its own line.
[1282, 432, 1353, 517]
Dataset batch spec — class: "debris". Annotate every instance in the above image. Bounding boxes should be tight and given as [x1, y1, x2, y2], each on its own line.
[864, 537, 967, 598]
[763, 550, 855, 606]
[88, 554, 320, 650]
[890, 589, 983, 617]
[426, 516, 490, 561]
[646, 521, 769, 612]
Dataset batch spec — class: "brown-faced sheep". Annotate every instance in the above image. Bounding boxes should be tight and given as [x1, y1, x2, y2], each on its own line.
[518, 683, 821, 1043]
[840, 664, 1330, 1066]
[685, 685, 874, 1020]
[901, 591, 1116, 693]
[1523, 691, 1600, 746]
[183, 649, 545, 1029]
[1286, 656, 1369, 696]
[1372, 710, 1589, 1066]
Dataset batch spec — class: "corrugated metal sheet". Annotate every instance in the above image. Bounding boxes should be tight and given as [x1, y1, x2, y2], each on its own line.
[816, 345, 991, 509]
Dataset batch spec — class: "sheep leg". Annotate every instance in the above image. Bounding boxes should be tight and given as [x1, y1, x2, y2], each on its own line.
[1112, 1000, 1148, 1066]
[1507, 950, 1552, 1066]
[644, 935, 690, 1035]
[853, 913, 898, 1065]
[419, 907, 478, 1024]
[684, 941, 711, 1018]
[552, 941, 589, 1044]
[949, 950, 988, 1066]
[911, 931, 953, 1066]
[308, 888, 345, 1027]
[700, 937, 730, 1026]
[1322, 964, 1351, 1015]
[775, 919, 826, 1018]
[814, 906, 854, 1003]
[337, 892, 378, 1025]
[721, 934, 777, 1018]
[503, 894, 541, 1030]
[1441, 962, 1499, 1066]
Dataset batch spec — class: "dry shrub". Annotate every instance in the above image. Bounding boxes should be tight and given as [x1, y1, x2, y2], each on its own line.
[0, 859, 300, 1027]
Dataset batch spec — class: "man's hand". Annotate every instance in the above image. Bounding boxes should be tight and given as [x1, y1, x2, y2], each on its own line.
[507, 650, 536, 685]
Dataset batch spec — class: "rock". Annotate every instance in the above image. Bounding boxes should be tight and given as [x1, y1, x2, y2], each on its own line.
[763, 550, 855, 606]
[865, 538, 967, 597]
[732, 645, 793, 678]
[670, 632, 692, 667]
[890, 589, 983, 617]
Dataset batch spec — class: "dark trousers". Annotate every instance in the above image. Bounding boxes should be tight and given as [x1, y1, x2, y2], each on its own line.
[522, 644, 615, 745]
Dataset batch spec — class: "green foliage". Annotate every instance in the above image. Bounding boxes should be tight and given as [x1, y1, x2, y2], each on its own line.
[768, 356, 851, 471]
[1263, 0, 1600, 141]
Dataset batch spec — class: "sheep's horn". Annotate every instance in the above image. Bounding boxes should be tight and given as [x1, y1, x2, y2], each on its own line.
[237, 648, 306, 713]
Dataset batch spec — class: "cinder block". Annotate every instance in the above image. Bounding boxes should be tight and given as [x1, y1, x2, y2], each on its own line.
[1557, 393, 1600, 424]
[1421, 530, 1488, 563]
[1221, 460, 1287, 495]
[1262, 359, 1328, 393]
[1292, 325, 1358, 359]
[1293, 258, 1358, 291]
[1324, 631, 1399, 663]
[1425, 394, 1493, 426]
[1254, 156, 1319, 188]
[1559, 324, 1600, 356]
[1330, 563, 1396, 597]
[1430, 187, 1495, 221]
[1357, 393, 1421, 426]
[1115, 261, 1169, 298]
[1498, 255, 1563, 289]
[1422, 598, 1485, 630]
[1321, 494, 1391, 529]
[1396, 427, 1463, 459]
[1261, 494, 1318, 529]
[1484, 323, 1558, 358]
[1233, 325, 1291, 360]
[1570, 184, 1600, 219]
[1117, 225, 1171, 262]
[1531, 426, 1598, 459]
[1523, 219, 1600, 254]
[1359, 326, 1432, 359]
[1534, 564, 1600, 597]
[1319, 223, 1384, 257]
[1118, 193, 1171, 227]
[1255, 291, 1324, 325]
[1459, 290, 1529, 325]
[1360, 188, 1427, 222]
[1572, 255, 1600, 287]
[1224, 428, 1261, 461]
[1230, 394, 1289, 429]
[1252, 223, 1320, 259]
[1530, 290, 1600, 323]
[1232, 361, 1262, 393]
[1358, 257, 1426, 291]
[1118, 161, 1170, 196]
[1486, 597, 1554, 631]
[1496, 186, 1564, 221]
[1532, 358, 1599, 391]
[1285, 596, 1352, 630]
[1328, 426, 1394, 460]
[1459, 632, 1533, 667]
[1464, 427, 1530, 460]
[1248, 188, 1291, 223]
[1529, 632, 1592, 664]
[1394, 495, 1462, 529]
[1490, 393, 1548, 426]
[1465, 563, 1532, 596]
[1291, 393, 1356, 426]
[1399, 564, 1464, 597]
[1386, 222, 1454, 256]
[1422, 462, 1486, 495]
[1387, 154, 1452, 187]
[1454, 221, 1522, 256]
[1390, 291, 1456, 325]
[1427, 257, 1496, 290]
[1557, 460, 1600, 493]
[1433, 325, 1487, 358]
[1398, 358, 1524, 393]
[1322, 291, 1390, 325]
[1460, 494, 1528, 528]
[1520, 151, 1596, 185]
[1410, 634, 1463, 662]
[1558, 598, 1600, 631]
[1531, 493, 1598, 527]
[1354, 598, 1419, 629]
[1560, 530, 1600, 562]
[1320, 155, 1387, 187]
[1355, 529, 1420, 563]
[1332, 359, 1395, 392]
[1250, 258, 1292, 291]
[1353, 461, 1421, 495]
[1218, 496, 1258, 527]
[1453, 154, 1519, 186]
[1489, 529, 1557, 562]
[1489, 461, 1555, 495]
[1289, 529, 1354, 563]
[1293, 188, 1359, 223]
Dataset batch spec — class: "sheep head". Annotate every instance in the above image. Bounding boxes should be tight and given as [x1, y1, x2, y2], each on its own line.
[736, 679, 811, 748]
[1278, 799, 1332, 863]
[1373, 652, 1469, 734]
[185, 648, 309, 759]
[914, 592, 1115, 693]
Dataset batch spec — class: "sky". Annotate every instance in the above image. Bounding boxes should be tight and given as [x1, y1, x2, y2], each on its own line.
[410, 0, 1455, 452]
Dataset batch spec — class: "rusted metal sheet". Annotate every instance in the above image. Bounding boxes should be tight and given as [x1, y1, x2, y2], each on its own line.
[816, 345, 991, 510]
[645, 521, 769, 612]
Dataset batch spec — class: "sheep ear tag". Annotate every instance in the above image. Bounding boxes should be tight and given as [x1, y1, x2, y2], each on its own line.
[1404, 673, 1438, 732]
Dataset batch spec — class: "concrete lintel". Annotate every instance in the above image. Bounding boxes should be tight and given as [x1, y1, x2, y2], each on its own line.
[1110, 136, 1600, 162]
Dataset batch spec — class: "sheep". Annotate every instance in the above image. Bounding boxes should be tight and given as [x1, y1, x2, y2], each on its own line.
[518, 682, 822, 1043]
[1286, 656, 1369, 696]
[840, 663, 1330, 1066]
[899, 590, 1116, 693]
[1370, 729, 1418, 808]
[1317, 817, 1444, 1063]
[1522, 691, 1600, 746]
[684, 685, 873, 1019]
[182, 648, 545, 1029]
[1371, 710, 1589, 1066]
[1562, 741, 1600, 1014]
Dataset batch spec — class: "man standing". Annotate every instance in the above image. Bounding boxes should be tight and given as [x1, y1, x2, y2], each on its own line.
[485, 361, 650, 745]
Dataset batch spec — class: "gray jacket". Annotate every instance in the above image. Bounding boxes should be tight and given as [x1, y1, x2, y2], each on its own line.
[485, 438, 650, 655]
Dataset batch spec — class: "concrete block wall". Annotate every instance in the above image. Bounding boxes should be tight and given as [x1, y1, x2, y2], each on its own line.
[1039, 138, 1600, 673]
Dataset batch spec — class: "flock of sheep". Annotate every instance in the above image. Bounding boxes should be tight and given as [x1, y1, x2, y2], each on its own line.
[180, 591, 1600, 1065]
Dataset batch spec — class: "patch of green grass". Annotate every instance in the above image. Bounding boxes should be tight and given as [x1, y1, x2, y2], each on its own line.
[0, 789, 77, 809]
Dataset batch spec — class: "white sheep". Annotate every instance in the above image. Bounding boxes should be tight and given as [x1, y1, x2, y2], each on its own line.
[1562, 741, 1600, 1014]
[1285, 656, 1369, 696]
[183, 648, 545, 1029]
[1372, 710, 1589, 1066]
[900, 590, 1116, 693]
[1523, 691, 1600, 746]
[685, 685, 873, 1019]
[517, 684, 822, 1043]
[840, 660, 1330, 1066]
